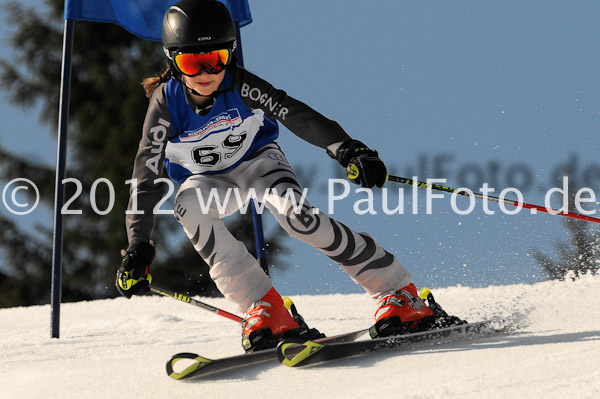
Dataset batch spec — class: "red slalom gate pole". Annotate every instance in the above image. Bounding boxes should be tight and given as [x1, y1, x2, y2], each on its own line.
[387, 175, 600, 224]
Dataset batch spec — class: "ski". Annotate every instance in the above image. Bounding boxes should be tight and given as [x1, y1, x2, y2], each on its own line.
[276, 320, 502, 367]
[166, 327, 369, 380]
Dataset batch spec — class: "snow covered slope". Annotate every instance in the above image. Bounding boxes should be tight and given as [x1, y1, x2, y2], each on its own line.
[1, 276, 599, 399]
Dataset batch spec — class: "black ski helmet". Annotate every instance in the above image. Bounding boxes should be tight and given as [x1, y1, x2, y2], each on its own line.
[162, 0, 237, 53]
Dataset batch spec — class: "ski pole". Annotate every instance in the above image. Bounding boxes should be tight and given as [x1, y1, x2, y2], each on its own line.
[387, 175, 600, 224]
[149, 282, 242, 323]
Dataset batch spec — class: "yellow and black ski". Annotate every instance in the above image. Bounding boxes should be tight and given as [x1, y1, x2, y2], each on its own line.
[276, 320, 503, 368]
[166, 328, 369, 380]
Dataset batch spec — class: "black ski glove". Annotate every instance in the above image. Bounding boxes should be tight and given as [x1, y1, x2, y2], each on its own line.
[329, 139, 388, 188]
[116, 241, 156, 299]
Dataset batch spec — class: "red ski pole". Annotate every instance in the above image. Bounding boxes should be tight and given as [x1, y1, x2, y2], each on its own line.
[387, 175, 600, 224]
[149, 282, 242, 323]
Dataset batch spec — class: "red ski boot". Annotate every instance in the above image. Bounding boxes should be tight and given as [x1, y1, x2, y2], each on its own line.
[370, 283, 435, 338]
[242, 287, 302, 352]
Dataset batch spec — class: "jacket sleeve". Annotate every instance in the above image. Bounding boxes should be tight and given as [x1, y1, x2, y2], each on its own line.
[231, 66, 351, 149]
[125, 83, 173, 249]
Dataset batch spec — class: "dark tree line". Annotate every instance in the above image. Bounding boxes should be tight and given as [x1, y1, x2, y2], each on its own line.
[533, 187, 600, 280]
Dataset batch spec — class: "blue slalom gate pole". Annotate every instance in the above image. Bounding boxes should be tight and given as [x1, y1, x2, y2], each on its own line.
[51, 19, 75, 338]
[234, 22, 269, 275]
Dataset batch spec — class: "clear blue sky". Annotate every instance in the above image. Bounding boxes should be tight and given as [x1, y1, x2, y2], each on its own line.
[1, 1, 599, 295]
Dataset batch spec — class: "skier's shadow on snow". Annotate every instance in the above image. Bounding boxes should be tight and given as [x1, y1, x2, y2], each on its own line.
[181, 361, 280, 383]
[433, 329, 600, 353]
[300, 329, 600, 369]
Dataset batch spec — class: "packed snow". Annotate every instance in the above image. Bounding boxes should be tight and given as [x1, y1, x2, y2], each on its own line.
[1, 275, 599, 399]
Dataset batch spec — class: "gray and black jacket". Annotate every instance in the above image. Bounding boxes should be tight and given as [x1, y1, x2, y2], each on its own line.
[126, 63, 351, 247]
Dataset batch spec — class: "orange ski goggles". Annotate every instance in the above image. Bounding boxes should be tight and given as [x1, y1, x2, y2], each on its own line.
[173, 49, 231, 76]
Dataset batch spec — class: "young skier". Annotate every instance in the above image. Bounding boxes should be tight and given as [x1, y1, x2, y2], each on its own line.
[116, 0, 442, 351]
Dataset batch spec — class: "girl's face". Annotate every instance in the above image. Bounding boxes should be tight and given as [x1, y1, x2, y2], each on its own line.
[183, 70, 226, 99]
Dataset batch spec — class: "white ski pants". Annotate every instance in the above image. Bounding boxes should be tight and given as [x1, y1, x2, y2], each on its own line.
[173, 144, 412, 311]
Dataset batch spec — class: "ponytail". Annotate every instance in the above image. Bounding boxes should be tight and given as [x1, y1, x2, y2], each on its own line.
[141, 66, 172, 99]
